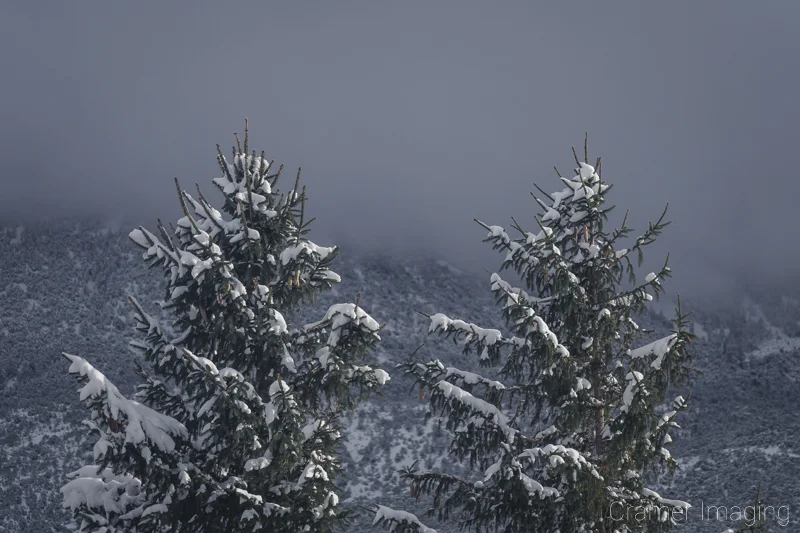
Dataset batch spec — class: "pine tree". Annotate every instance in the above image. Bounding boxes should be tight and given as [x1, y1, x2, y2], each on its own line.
[725, 488, 770, 533]
[375, 139, 694, 533]
[61, 122, 390, 532]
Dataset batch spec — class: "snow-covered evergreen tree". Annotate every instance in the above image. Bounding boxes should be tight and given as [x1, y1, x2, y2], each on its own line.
[61, 122, 389, 532]
[375, 140, 694, 533]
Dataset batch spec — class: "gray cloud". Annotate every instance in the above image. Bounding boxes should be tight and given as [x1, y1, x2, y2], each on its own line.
[2, 1, 798, 302]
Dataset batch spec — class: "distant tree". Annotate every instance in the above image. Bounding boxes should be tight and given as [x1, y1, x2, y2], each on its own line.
[61, 121, 389, 532]
[375, 139, 695, 533]
[725, 488, 771, 533]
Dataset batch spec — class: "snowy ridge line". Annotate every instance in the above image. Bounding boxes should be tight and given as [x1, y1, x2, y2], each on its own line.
[719, 445, 800, 459]
[746, 315, 800, 361]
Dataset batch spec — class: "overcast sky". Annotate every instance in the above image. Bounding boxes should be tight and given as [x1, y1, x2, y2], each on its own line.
[1, 1, 798, 301]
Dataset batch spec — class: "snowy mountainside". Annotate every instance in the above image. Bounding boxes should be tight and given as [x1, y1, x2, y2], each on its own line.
[1, 222, 799, 532]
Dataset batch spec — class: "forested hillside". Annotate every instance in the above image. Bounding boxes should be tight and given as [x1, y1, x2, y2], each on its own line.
[1, 222, 798, 532]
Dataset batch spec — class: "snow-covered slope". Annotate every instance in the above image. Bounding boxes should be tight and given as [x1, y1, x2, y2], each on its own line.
[1, 222, 798, 532]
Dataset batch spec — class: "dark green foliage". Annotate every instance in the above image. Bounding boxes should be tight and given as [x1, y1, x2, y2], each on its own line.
[379, 142, 695, 533]
[61, 125, 388, 532]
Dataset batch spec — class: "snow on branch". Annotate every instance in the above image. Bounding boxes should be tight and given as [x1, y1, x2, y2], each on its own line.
[518, 444, 601, 479]
[187, 192, 232, 230]
[406, 360, 510, 410]
[304, 302, 382, 347]
[61, 465, 142, 518]
[373, 505, 437, 533]
[444, 366, 507, 392]
[323, 302, 381, 332]
[435, 381, 517, 443]
[62, 354, 188, 453]
[641, 487, 691, 511]
[621, 371, 646, 414]
[129, 227, 181, 267]
[481, 454, 561, 499]
[428, 307, 570, 365]
[489, 272, 552, 309]
[429, 313, 502, 345]
[279, 240, 335, 265]
[488, 274, 571, 356]
[629, 334, 678, 370]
